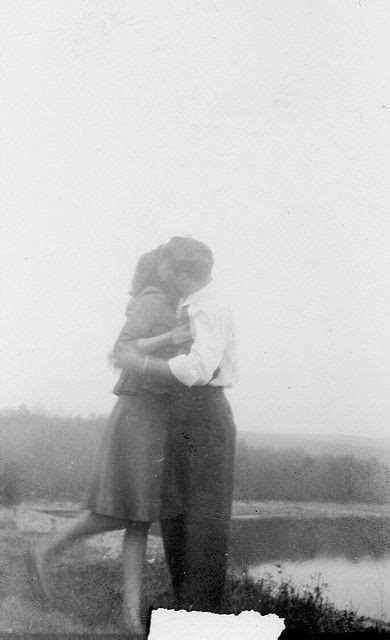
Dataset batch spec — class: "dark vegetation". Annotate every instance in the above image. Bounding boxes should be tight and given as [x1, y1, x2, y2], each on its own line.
[1, 407, 389, 504]
[1, 407, 389, 634]
[235, 440, 390, 503]
[54, 552, 388, 635]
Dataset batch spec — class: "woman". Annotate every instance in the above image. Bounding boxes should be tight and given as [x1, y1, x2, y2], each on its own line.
[28, 247, 190, 636]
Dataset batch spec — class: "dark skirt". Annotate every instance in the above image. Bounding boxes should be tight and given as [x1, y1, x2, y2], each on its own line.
[84, 393, 182, 522]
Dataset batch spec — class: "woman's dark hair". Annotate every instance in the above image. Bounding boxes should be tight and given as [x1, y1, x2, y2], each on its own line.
[129, 246, 163, 296]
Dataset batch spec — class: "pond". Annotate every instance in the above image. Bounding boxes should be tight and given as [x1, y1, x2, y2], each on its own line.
[229, 514, 390, 621]
[21, 501, 390, 622]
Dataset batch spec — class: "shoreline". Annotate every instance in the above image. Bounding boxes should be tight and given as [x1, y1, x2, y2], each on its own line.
[21, 498, 390, 521]
[1, 505, 389, 634]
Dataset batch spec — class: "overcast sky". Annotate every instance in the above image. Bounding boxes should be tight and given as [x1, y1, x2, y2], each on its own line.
[1, 1, 389, 437]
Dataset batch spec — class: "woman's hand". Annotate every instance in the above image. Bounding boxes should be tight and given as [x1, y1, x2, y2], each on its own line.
[170, 323, 192, 345]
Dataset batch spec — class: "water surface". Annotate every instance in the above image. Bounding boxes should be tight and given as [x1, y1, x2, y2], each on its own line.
[229, 514, 390, 621]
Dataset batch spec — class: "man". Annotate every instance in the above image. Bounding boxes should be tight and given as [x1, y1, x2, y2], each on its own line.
[115, 236, 238, 611]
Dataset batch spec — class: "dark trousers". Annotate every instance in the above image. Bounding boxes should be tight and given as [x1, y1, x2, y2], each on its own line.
[160, 385, 236, 611]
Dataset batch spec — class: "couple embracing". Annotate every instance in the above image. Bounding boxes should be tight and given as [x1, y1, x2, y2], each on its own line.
[29, 236, 238, 636]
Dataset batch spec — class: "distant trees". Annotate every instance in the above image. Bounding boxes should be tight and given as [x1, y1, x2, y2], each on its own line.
[234, 440, 390, 503]
[0, 409, 389, 504]
[0, 460, 22, 507]
[0, 407, 106, 501]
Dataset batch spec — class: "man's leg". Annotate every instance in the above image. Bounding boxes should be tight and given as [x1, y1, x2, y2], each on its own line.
[160, 513, 186, 601]
[169, 388, 236, 611]
[180, 515, 231, 611]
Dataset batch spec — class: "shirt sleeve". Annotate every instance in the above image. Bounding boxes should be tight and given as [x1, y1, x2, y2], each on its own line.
[113, 290, 166, 355]
[168, 304, 226, 387]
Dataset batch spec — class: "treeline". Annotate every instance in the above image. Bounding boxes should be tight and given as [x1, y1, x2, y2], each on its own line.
[0, 407, 104, 502]
[1, 408, 389, 504]
[234, 440, 390, 503]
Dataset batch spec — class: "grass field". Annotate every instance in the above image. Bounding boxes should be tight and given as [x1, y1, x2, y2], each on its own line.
[1, 502, 389, 636]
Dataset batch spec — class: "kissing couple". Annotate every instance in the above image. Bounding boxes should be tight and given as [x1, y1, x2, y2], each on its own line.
[29, 235, 237, 637]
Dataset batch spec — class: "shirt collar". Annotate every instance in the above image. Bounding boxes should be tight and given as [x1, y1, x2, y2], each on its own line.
[179, 280, 215, 309]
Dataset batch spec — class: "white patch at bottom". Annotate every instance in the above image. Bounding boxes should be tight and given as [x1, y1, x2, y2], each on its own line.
[148, 608, 285, 639]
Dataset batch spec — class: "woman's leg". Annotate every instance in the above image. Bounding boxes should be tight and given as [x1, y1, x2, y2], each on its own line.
[35, 511, 126, 593]
[122, 521, 150, 632]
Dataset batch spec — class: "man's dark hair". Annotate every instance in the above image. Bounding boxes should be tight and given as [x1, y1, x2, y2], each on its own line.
[161, 236, 214, 281]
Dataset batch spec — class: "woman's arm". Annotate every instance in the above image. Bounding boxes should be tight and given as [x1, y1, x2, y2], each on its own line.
[114, 305, 227, 388]
[113, 320, 192, 358]
[114, 331, 173, 357]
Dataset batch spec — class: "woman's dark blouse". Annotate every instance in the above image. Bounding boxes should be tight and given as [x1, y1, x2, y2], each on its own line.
[112, 286, 178, 396]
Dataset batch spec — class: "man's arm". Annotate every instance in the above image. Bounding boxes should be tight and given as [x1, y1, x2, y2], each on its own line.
[168, 305, 225, 386]
[113, 304, 226, 388]
[113, 345, 175, 384]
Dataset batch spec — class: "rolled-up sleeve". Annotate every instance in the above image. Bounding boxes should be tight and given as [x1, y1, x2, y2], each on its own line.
[168, 305, 225, 387]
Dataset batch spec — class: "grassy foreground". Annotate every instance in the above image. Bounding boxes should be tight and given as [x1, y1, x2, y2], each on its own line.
[1, 504, 389, 636]
[54, 550, 388, 636]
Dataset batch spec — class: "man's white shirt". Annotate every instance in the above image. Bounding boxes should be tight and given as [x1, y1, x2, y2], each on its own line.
[168, 281, 238, 388]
